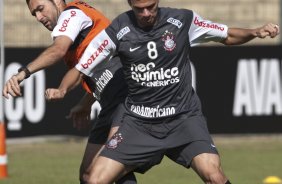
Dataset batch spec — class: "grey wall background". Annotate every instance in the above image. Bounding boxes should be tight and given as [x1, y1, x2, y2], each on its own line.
[3, 0, 281, 47]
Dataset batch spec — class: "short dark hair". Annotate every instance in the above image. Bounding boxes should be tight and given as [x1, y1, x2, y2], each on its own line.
[26, 0, 66, 5]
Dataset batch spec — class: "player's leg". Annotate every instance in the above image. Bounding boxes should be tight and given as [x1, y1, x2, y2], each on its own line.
[79, 143, 103, 184]
[109, 105, 138, 184]
[188, 116, 230, 183]
[83, 125, 133, 184]
[80, 118, 137, 184]
[78, 114, 112, 183]
[166, 140, 230, 184]
[164, 113, 231, 184]
[80, 143, 137, 184]
[190, 152, 229, 184]
[84, 155, 134, 184]
[108, 126, 137, 184]
[90, 114, 166, 184]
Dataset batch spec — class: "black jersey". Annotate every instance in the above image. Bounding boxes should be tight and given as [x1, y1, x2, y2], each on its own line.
[76, 8, 228, 119]
[110, 8, 195, 119]
[84, 56, 127, 109]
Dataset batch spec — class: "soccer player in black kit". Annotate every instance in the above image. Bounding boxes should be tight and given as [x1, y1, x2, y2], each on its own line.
[45, 0, 280, 183]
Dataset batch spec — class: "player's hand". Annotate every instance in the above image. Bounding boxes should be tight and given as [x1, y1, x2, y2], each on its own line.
[2, 73, 25, 99]
[45, 88, 66, 101]
[256, 23, 280, 38]
[66, 105, 91, 130]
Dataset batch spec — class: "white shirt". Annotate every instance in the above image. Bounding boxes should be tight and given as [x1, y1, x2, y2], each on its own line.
[51, 9, 93, 41]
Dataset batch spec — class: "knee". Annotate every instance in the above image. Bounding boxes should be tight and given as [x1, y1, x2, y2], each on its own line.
[80, 161, 92, 183]
[199, 161, 228, 183]
[203, 168, 227, 184]
[192, 153, 228, 184]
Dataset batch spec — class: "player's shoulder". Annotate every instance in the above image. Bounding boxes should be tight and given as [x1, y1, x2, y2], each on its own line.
[108, 10, 134, 33]
[112, 10, 134, 24]
[60, 6, 84, 17]
[159, 7, 194, 27]
[58, 6, 93, 24]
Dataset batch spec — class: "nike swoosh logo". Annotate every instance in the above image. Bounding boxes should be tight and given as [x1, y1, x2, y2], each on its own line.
[129, 46, 141, 52]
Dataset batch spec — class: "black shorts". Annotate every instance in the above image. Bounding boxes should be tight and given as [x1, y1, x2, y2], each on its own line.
[101, 111, 218, 173]
[88, 103, 124, 144]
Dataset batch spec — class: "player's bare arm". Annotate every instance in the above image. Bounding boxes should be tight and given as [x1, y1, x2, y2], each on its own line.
[45, 67, 83, 100]
[222, 23, 279, 45]
[2, 35, 73, 99]
[27, 36, 73, 74]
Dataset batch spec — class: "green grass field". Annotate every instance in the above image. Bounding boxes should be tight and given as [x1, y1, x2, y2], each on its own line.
[1, 135, 282, 184]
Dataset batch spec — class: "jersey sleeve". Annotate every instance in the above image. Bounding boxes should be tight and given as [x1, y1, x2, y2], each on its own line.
[51, 9, 93, 41]
[104, 17, 120, 46]
[75, 29, 117, 77]
[189, 11, 228, 46]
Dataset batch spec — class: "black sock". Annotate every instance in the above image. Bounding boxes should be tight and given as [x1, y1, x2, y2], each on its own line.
[116, 172, 137, 184]
[225, 180, 231, 184]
